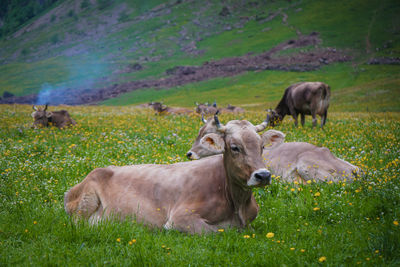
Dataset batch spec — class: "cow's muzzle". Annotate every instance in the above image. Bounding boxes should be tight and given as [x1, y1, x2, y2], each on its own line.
[247, 168, 271, 186]
[186, 151, 199, 160]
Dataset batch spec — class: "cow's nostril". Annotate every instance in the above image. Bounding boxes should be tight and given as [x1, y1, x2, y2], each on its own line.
[255, 171, 271, 182]
[186, 152, 192, 159]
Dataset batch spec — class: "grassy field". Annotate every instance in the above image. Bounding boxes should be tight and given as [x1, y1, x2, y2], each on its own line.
[1, 104, 399, 265]
[102, 63, 400, 113]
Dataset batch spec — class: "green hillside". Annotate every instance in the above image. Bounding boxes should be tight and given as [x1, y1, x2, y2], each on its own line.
[0, 0, 399, 110]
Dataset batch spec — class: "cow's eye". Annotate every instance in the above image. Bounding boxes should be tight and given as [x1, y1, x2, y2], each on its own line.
[231, 145, 240, 153]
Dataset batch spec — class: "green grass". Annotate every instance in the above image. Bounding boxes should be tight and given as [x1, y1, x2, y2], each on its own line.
[102, 63, 400, 113]
[1, 0, 399, 98]
[0, 105, 399, 265]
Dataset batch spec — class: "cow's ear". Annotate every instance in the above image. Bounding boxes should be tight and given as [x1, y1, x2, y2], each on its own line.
[45, 111, 53, 118]
[200, 133, 225, 153]
[262, 130, 285, 147]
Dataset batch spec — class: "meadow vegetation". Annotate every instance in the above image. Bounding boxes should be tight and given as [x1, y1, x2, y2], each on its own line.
[1, 0, 399, 265]
[0, 104, 399, 265]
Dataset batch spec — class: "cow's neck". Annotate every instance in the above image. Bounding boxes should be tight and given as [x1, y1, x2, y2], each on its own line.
[223, 155, 255, 227]
[275, 101, 289, 118]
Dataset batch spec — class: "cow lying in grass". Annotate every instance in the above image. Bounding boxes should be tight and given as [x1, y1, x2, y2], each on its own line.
[64, 114, 271, 234]
[149, 102, 192, 115]
[31, 104, 76, 128]
[186, 117, 361, 183]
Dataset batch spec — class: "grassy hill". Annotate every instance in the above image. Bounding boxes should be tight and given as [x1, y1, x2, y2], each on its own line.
[0, 0, 399, 110]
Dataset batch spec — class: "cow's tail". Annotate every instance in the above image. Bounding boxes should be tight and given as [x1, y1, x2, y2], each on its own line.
[321, 84, 331, 101]
[64, 168, 113, 220]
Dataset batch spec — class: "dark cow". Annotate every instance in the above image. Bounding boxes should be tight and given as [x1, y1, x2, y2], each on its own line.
[267, 82, 330, 128]
[64, 114, 271, 234]
[31, 104, 76, 128]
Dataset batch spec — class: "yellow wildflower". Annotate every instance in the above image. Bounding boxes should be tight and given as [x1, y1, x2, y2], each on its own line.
[319, 256, 327, 262]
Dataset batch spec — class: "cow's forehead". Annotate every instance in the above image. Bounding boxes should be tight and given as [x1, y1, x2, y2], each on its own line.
[224, 120, 260, 142]
[225, 120, 255, 131]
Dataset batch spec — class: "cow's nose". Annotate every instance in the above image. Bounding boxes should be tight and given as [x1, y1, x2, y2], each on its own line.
[186, 151, 192, 159]
[254, 170, 271, 184]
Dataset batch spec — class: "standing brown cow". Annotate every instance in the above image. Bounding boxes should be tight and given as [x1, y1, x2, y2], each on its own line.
[64, 114, 271, 234]
[31, 104, 76, 128]
[267, 82, 330, 128]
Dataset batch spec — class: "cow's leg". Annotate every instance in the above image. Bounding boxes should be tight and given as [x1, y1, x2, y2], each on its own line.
[321, 110, 328, 128]
[165, 210, 218, 234]
[289, 107, 298, 127]
[311, 111, 317, 128]
[64, 168, 112, 222]
[300, 113, 305, 127]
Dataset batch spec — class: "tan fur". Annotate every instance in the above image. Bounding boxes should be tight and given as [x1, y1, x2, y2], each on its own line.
[188, 125, 361, 183]
[65, 119, 271, 234]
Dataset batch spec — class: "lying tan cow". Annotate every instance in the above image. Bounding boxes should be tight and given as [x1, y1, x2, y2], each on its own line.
[31, 104, 76, 128]
[64, 114, 271, 234]
[186, 117, 361, 183]
[149, 102, 192, 115]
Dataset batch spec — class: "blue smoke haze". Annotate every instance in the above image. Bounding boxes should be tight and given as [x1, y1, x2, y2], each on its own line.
[35, 53, 109, 105]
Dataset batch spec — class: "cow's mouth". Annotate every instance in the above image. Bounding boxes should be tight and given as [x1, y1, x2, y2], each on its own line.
[186, 151, 199, 160]
[247, 169, 271, 186]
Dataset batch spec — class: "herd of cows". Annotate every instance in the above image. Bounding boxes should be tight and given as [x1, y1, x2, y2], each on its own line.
[30, 82, 361, 234]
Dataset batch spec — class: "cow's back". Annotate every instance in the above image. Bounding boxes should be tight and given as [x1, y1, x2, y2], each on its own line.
[264, 142, 359, 182]
[50, 110, 75, 128]
[64, 155, 230, 226]
[289, 82, 330, 114]
[263, 142, 316, 181]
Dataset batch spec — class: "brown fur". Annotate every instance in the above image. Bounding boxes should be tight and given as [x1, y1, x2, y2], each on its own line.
[64, 118, 271, 234]
[195, 103, 219, 115]
[31, 105, 76, 128]
[187, 121, 361, 183]
[149, 102, 192, 115]
[268, 82, 330, 128]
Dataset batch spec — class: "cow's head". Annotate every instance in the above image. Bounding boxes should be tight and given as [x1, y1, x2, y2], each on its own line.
[31, 104, 51, 128]
[266, 109, 282, 127]
[207, 114, 271, 187]
[186, 115, 221, 160]
[195, 103, 207, 114]
[149, 102, 167, 113]
[188, 113, 271, 187]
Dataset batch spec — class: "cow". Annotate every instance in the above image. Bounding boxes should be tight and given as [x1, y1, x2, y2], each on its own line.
[31, 104, 76, 128]
[195, 102, 219, 115]
[149, 102, 192, 115]
[267, 82, 330, 128]
[64, 114, 271, 234]
[221, 104, 245, 114]
[186, 117, 361, 183]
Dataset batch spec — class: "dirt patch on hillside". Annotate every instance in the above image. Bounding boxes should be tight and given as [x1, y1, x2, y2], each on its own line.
[0, 33, 350, 105]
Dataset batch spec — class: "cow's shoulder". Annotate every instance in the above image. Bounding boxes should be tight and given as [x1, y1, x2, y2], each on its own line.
[86, 167, 114, 184]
